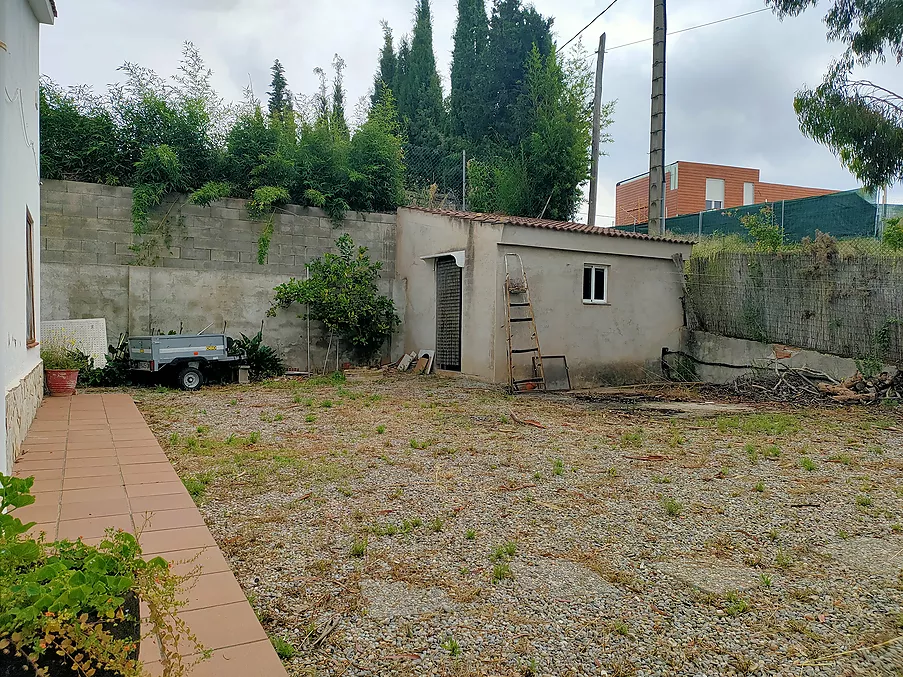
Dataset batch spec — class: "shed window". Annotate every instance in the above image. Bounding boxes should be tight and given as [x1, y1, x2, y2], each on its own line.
[26, 208, 37, 347]
[582, 265, 608, 304]
[705, 178, 725, 210]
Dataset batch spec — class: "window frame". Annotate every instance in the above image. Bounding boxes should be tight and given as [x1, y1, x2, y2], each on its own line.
[582, 264, 609, 305]
[705, 199, 723, 211]
[25, 208, 37, 348]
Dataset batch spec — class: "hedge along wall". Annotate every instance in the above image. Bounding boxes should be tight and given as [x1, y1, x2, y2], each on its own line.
[39, 180, 403, 371]
[686, 252, 903, 366]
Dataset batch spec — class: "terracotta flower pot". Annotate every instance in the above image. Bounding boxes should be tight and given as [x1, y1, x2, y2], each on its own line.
[45, 369, 79, 396]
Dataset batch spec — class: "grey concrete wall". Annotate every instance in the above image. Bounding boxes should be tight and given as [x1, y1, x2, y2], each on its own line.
[40, 181, 399, 370]
[680, 329, 896, 384]
[395, 208, 694, 387]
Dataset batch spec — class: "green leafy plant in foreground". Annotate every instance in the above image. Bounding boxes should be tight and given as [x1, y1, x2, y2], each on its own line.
[0, 473, 207, 676]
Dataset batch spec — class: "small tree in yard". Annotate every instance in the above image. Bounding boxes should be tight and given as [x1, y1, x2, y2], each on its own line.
[268, 235, 400, 364]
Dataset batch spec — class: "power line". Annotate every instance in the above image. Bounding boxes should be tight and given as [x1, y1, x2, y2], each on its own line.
[560, 0, 622, 51]
[605, 7, 770, 52]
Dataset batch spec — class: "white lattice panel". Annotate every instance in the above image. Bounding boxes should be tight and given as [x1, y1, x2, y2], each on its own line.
[41, 319, 108, 368]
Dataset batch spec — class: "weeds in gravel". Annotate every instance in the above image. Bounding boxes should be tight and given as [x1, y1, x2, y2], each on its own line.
[465, 529, 476, 540]
[652, 476, 672, 484]
[183, 472, 212, 501]
[229, 398, 237, 405]
[620, 430, 644, 448]
[248, 431, 261, 444]
[753, 480, 765, 493]
[491, 541, 518, 561]
[764, 445, 781, 458]
[410, 438, 428, 450]
[337, 486, 353, 497]
[745, 443, 758, 463]
[724, 591, 751, 616]
[716, 413, 798, 435]
[441, 636, 462, 656]
[661, 497, 683, 517]
[829, 453, 853, 465]
[552, 458, 565, 476]
[800, 457, 817, 472]
[768, 528, 780, 542]
[431, 517, 444, 532]
[759, 573, 772, 587]
[611, 620, 630, 636]
[668, 432, 686, 448]
[320, 399, 333, 408]
[892, 523, 902, 533]
[856, 494, 873, 507]
[519, 657, 539, 677]
[492, 562, 512, 582]
[270, 635, 296, 660]
[775, 549, 794, 570]
[349, 537, 367, 557]
[376, 424, 386, 434]
[305, 414, 316, 423]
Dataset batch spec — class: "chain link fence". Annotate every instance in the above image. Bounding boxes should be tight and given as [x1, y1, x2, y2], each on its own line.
[402, 144, 466, 211]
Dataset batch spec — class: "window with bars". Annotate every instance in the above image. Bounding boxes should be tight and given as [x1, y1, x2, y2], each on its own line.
[26, 208, 37, 347]
[582, 265, 608, 304]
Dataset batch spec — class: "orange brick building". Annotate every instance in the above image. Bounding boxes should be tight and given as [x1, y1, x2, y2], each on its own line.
[614, 161, 838, 226]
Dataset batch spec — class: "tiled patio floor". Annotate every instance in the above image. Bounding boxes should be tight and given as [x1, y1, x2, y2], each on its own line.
[12, 393, 288, 677]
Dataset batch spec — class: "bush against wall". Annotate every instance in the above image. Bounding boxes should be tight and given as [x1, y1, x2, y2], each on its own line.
[268, 235, 400, 364]
[40, 42, 405, 264]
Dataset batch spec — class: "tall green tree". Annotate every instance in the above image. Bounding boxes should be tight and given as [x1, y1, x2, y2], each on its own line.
[401, 0, 446, 148]
[450, 0, 489, 143]
[371, 21, 398, 110]
[331, 54, 350, 141]
[768, 0, 903, 188]
[482, 0, 554, 145]
[267, 59, 292, 120]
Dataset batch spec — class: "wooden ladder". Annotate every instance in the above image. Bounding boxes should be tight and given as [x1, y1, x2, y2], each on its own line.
[503, 253, 546, 393]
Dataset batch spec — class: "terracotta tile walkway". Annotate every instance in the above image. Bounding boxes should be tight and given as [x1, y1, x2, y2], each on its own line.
[12, 393, 288, 677]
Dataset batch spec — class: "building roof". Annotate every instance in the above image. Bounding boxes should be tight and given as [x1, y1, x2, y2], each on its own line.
[50, 0, 57, 16]
[404, 207, 695, 245]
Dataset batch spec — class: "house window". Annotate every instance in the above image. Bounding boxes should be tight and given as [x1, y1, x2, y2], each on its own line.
[582, 265, 608, 304]
[25, 208, 37, 347]
[705, 178, 725, 210]
[743, 182, 755, 206]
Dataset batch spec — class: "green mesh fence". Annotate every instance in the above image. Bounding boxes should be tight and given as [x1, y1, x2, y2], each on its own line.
[619, 189, 892, 241]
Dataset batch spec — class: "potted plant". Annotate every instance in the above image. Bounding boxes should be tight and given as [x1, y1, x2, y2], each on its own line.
[0, 474, 208, 676]
[40, 345, 87, 397]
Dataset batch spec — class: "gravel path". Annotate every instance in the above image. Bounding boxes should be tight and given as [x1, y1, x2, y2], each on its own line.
[134, 377, 903, 676]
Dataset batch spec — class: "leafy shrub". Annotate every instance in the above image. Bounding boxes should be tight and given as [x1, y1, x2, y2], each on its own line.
[40, 344, 88, 371]
[188, 181, 232, 207]
[884, 217, 903, 250]
[269, 235, 400, 363]
[0, 474, 206, 675]
[230, 329, 285, 381]
[77, 335, 133, 387]
[740, 207, 783, 252]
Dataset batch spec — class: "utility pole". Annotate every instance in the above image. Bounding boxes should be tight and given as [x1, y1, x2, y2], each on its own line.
[587, 33, 606, 227]
[647, 0, 667, 236]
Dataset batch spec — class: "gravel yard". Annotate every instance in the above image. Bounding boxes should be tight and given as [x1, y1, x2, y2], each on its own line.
[133, 375, 903, 677]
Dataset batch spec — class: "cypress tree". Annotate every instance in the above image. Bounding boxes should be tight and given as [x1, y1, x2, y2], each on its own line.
[267, 59, 292, 119]
[371, 21, 397, 110]
[331, 54, 350, 141]
[393, 36, 411, 123]
[450, 0, 489, 143]
[404, 0, 445, 148]
[484, 0, 553, 144]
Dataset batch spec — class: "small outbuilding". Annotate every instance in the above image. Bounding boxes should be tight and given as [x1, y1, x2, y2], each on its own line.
[395, 208, 694, 389]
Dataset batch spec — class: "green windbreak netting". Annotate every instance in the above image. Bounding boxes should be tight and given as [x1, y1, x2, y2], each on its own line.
[617, 189, 895, 241]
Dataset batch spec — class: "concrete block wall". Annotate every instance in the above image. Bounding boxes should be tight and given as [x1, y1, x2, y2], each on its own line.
[40, 181, 400, 371]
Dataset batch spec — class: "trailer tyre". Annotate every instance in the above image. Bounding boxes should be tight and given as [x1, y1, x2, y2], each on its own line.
[177, 367, 203, 391]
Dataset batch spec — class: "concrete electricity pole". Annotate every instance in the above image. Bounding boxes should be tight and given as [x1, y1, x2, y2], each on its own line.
[587, 33, 606, 227]
[647, 0, 667, 236]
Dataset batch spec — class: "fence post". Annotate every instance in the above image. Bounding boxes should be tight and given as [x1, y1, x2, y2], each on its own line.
[698, 211, 703, 238]
[462, 150, 467, 212]
[781, 200, 785, 240]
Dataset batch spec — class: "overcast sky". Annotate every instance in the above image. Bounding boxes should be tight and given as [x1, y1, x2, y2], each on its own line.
[41, 0, 902, 224]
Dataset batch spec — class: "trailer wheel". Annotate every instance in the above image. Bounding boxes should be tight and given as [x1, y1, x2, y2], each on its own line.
[177, 367, 203, 391]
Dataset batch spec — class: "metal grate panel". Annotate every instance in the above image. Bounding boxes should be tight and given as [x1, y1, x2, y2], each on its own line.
[41, 319, 108, 368]
[435, 257, 462, 371]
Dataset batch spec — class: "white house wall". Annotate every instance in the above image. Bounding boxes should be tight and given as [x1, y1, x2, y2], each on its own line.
[0, 0, 52, 474]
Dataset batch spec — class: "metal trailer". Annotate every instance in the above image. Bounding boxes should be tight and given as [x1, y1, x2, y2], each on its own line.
[128, 334, 241, 390]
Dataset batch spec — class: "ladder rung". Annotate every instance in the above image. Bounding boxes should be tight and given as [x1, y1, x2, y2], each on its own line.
[514, 377, 544, 385]
[511, 348, 538, 354]
[509, 317, 532, 323]
[509, 302, 531, 307]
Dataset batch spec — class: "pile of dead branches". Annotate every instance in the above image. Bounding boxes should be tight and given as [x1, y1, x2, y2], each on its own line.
[817, 371, 903, 403]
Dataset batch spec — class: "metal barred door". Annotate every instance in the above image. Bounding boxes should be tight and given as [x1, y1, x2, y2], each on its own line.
[435, 256, 462, 371]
